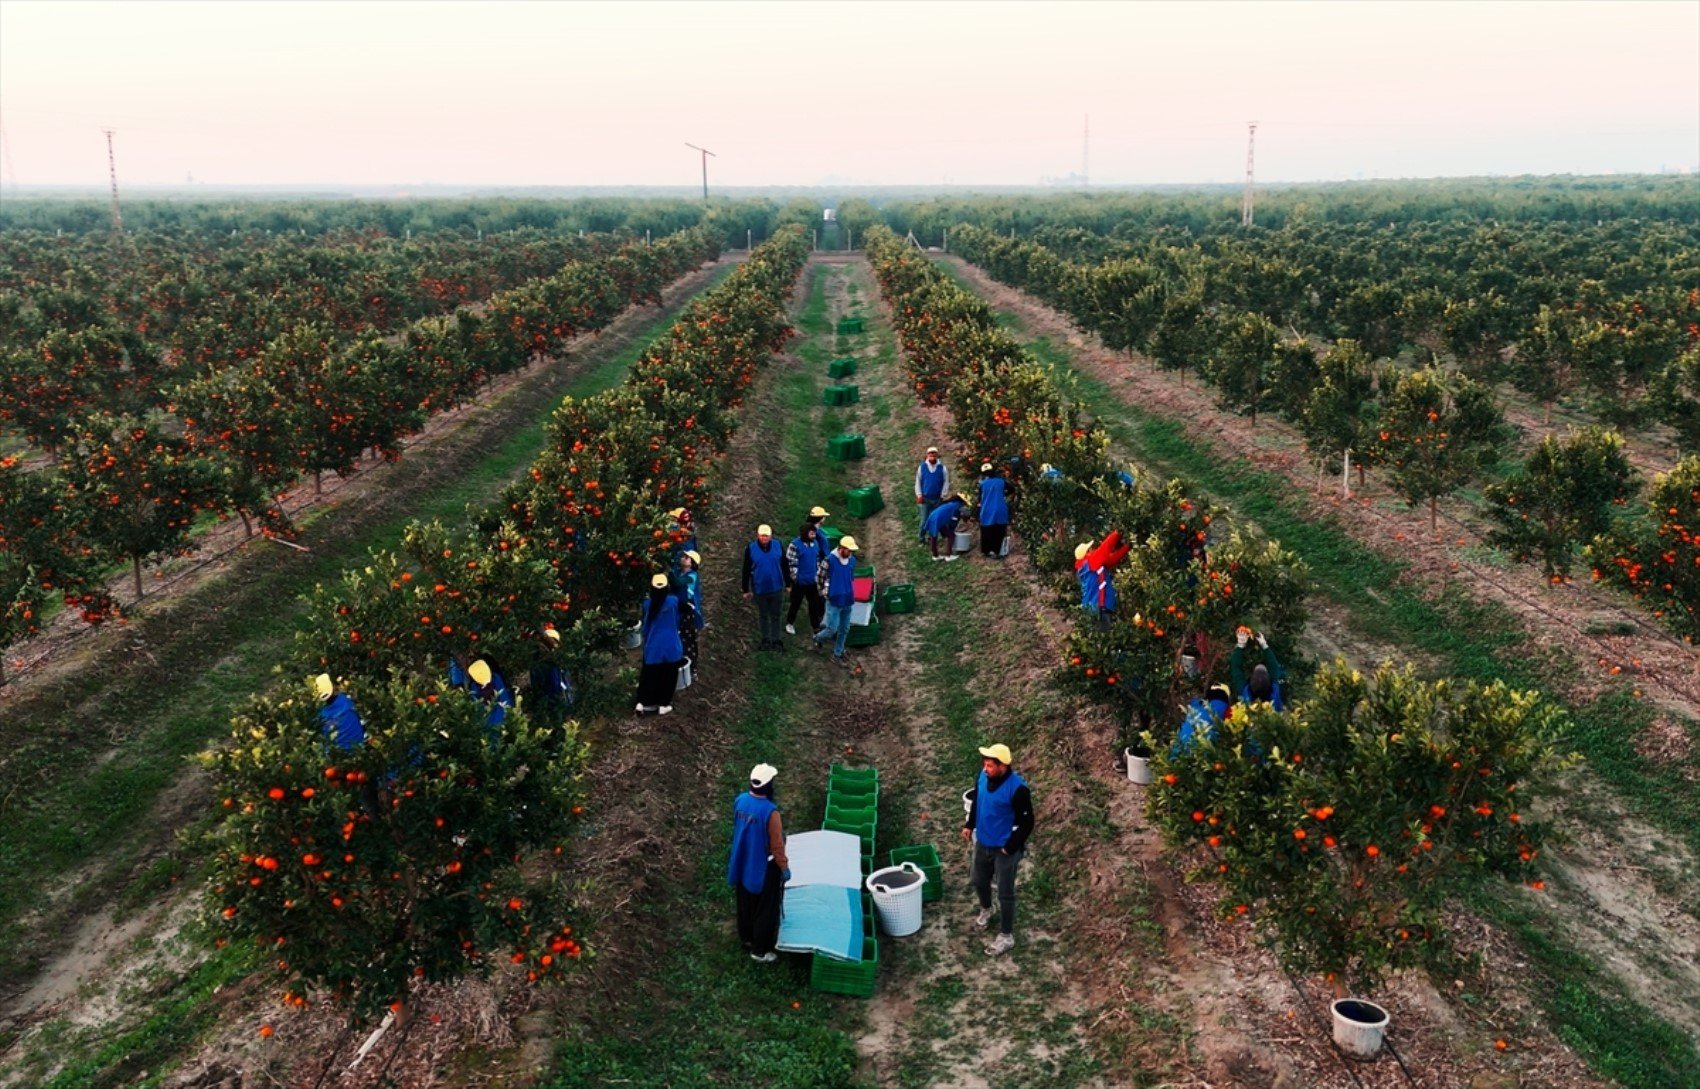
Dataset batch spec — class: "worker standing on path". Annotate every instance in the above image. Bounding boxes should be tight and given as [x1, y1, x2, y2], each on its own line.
[811, 534, 859, 666]
[977, 463, 1010, 558]
[728, 763, 790, 962]
[635, 573, 684, 716]
[914, 446, 950, 543]
[676, 550, 705, 677]
[784, 520, 827, 637]
[962, 743, 1033, 956]
[742, 524, 791, 651]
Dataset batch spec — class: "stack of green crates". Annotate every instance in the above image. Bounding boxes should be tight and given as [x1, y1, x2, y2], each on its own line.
[826, 434, 866, 461]
[810, 936, 879, 997]
[836, 317, 865, 336]
[880, 583, 917, 614]
[846, 485, 884, 518]
[846, 613, 881, 647]
[813, 764, 881, 997]
[890, 844, 943, 903]
[855, 559, 876, 579]
[827, 357, 858, 379]
[822, 384, 860, 406]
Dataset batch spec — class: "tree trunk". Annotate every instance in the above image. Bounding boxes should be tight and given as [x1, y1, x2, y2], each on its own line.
[314, 470, 323, 495]
[1429, 496, 1439, 533]
[1543, 400, 1552, 426]
[0, 656, 8, 687]
[239, 510, 253, 539]
[132, 555, 144, 601]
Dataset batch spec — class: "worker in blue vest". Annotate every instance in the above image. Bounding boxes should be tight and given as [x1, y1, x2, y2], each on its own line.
[924, 493, 971, 561]
[914, 446, 950, 543]
[977, 463, 1010, 558]
[1174, 683, 1233, 755]
[727, 762, 790, 962]
[962, 743, 1033, 956]
[636, 572, 684, 715]
[456, 658, 514, 736]
[784, 520, 827, 637]
[741, 523, 791, 651]
[526, 626, 575, 729]
[810, 534, 859, 666]
[313, 673, 365, 751]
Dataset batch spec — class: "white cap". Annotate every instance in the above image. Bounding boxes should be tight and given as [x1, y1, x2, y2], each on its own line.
[757, 524, 773, 537]
[980, 462, 994, 472]
[750, 763, 778, 788]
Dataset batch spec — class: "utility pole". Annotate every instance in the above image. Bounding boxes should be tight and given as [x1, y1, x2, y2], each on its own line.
[1082, 113, 1090, 187]
[684, 142, 715, 200]
[102, 127, 124, 232]
[1240, 121, 1258, 228]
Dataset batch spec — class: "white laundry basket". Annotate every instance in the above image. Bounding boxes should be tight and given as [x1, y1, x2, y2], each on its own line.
[865, 863, 928, 937]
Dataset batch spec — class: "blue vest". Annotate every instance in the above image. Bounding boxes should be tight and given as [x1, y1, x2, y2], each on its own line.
[791, 536, 823, 586]
[1078, 567, 1100, 611]
[641, 593, 684, 664]
[727, 791, 778, 894]
[825, 551, 857, 607]
[681, 571, 705, 627]
[918, 460, 946, 500]
[1240, 681, 1286, 712]
[319, 694, 365, 751]
[747, 540, 785, 594]
[978, 477, 1009, 526]
[975, 769, 1026, 849]
[1173, 698, 1225, 756]
[924, 498, 965, 538]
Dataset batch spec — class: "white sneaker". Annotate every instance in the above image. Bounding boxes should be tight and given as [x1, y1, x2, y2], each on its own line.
[750, 951, 777, 963]
[785, 623, 796, 635]
[945, 554, 960, 562]
[986, 933, 1015, 956]
[657, 705, 673, 716]
[973, 907, 994, 929]
[634, 703, 645, 714]
[932, 555, 946, 563]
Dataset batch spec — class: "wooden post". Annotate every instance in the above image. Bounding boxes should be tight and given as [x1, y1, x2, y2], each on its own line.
[943, 227, 948, 252]
[1342, 449, 1352, 498]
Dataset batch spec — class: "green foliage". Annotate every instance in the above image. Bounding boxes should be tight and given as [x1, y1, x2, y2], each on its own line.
[1484, 427, 1636, 579]
[1590, 454, 1700, 643]
[1374, 368, 1511, 529]
[1205, 310, 1280, 424]
[1149, 662, 1571, 990]
[203, 675, 586, 1020]
[1297, 340, 1380, 475]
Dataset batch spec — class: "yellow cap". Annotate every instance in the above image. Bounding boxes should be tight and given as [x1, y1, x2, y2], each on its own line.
[926, 446, 940, 454]
[668, 507, 687, 519]
[683, 550, 701, 564]
[1074, 542, 1091, 561]
[978, 743, 1013, 765]
[1040, 463, 1053, 473]
[312, 673, 334, 700]
[839, 535, 859, 551]
[468, 660, 493, 687]
[651, 573, 670, 589]
[809, 506, 830, 518]
[542, 627, 561, 644]
[757, 524, 772, 537]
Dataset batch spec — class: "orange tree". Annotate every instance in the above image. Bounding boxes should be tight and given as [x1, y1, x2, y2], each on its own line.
[0, 458, 111, 683]
[1374, 367, 1512, 532]
[203, 674, 587, 1021]
[1148, 662, 1569, 991]
[1590, 454, 1700, 643]
[1484, 427, 1636, 581]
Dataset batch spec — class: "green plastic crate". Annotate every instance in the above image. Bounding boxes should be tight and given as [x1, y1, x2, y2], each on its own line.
[826, 434, 866, 461]
[890, 844, 943, 903]
[880, 583, 917, 614]
[847, 485, 885, 518]
[811, 937, 878, 997]
[854, 559, 876, 580]
[828, 778, 878, 803]
[821, 525, 844, 548]
[825, 801, 876, 825]
[822, 384, 860, 406]
[823, 815, 876, 845]
[836, 317, 865, 336]
[846, 613, 881, 647]
[827, 357, 858, 379]
[830, 764, 879, 788]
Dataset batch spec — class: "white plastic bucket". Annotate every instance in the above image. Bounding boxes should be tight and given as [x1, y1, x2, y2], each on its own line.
[952, 529, 973, 553]
[1125, 748, 1152, 785]
[622, 624, 643, 650]
[866, 862, 928, 937]
[675, 657, 693, 692]
[998, 533, 1011, 557]
[1331, 998, 1389, 1058]
[962, 788, 974, 816]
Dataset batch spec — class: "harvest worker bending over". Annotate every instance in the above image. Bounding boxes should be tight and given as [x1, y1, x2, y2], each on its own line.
[961, 743, 1033, 956]
[728, 762, 790, 962]
[313, 673, 365, 751]
[924, 493, 971, 561]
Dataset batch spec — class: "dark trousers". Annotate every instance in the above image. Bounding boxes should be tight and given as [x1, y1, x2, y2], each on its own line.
[680, 624, 699, 676]
[786, 583, 824, 630]
[969, 842, 1023, 935]
[736, 860, 785, 955]
[754, 591, 784, 644]
[635, 661, 680, 708]
[981, 524, 1008, 557]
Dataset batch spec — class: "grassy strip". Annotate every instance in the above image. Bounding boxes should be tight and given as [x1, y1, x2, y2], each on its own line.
[545, 265, 863, 1087]
[0, 267, 733, 991]
[942, 263, 1700, 1089]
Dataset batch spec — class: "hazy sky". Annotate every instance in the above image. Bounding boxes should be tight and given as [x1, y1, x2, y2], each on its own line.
[1, 0, 1696, 188]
